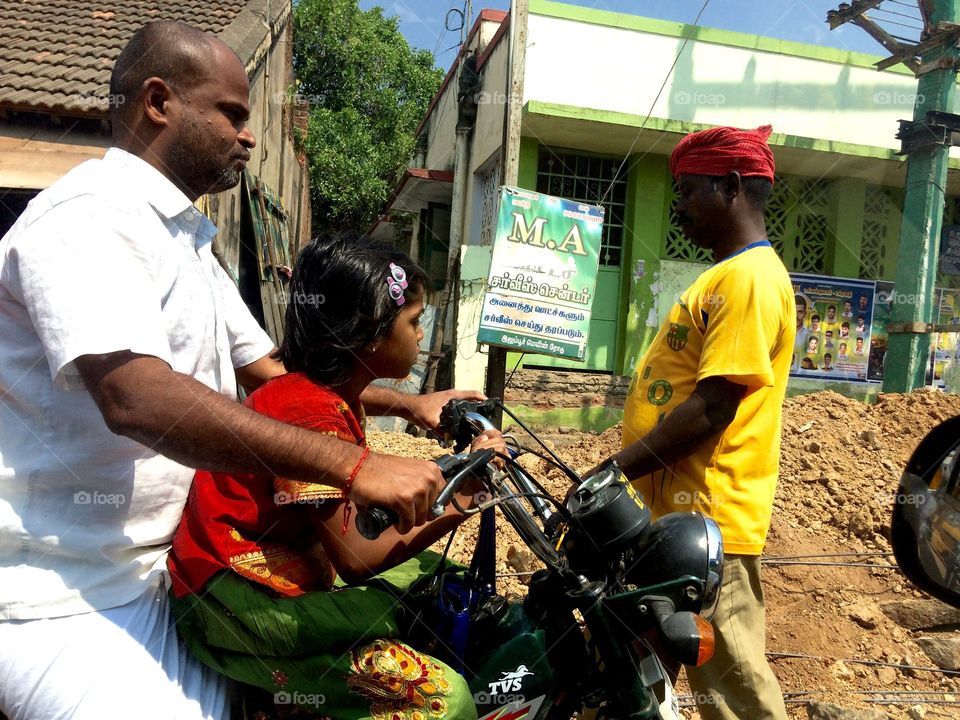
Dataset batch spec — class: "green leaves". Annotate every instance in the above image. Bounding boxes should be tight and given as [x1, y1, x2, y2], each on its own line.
[293, 0, 444, 231]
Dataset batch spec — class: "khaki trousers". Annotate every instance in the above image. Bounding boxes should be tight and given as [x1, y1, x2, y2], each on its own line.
[685, 554, 787, 720]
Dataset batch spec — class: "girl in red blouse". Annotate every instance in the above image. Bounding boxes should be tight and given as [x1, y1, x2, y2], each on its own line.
[169, 234, 503, 720]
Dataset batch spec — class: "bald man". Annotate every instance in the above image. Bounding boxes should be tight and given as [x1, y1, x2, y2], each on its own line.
[0, 21, 472, 719]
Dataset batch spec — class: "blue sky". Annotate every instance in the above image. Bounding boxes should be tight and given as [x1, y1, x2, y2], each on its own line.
[358, 0, 909, 68]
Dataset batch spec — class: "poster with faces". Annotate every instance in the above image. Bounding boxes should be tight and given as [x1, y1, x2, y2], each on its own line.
[790, 273, 876, 383]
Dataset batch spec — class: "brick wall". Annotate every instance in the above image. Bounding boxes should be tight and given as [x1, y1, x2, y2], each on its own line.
[504, 369, 631, 409]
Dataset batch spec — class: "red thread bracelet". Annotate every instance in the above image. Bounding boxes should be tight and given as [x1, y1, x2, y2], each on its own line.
[341, 445, 370, 534]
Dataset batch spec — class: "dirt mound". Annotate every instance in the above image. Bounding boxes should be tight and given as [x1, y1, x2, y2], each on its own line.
[367, 390, 960, 718]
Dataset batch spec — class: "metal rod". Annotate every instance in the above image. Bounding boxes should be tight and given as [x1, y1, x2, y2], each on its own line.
[768, 651, 960, 676]
[868, 699, 960, 705]
[853, 690, 960, 695]
[762, 560, 899, 568]
[764, 552, 893, 559]
[874, 6, 926, 21]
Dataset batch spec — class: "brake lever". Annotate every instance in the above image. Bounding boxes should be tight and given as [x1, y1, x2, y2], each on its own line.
[430, 448, 496, 518]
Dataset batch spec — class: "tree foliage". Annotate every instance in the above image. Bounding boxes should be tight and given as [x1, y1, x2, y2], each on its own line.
[293, 0, 443, 231]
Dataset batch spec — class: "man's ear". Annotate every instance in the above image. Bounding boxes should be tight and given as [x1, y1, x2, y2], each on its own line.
[722, 171, 742, 201]
[141, 77, 176, 127]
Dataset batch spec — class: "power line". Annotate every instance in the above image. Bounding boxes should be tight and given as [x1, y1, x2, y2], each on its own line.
[598, 0, 713, 207]
[431, 0, 461, 61]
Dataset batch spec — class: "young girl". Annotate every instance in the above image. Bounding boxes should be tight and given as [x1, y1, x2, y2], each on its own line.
[169, 235, 503, 720]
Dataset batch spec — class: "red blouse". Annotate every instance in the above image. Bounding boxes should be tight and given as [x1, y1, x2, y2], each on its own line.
[168, 372, 365, 598]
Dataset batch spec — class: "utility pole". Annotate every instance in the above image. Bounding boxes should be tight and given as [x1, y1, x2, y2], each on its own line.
[485, 0, 528, 411]
[885, 2, 960, 390]
[827, 0, 960, 391]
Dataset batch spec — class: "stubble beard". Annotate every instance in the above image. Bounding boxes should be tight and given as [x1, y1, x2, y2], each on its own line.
[169, 114, 242, 197]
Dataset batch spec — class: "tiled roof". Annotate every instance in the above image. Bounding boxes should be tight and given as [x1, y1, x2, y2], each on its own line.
[0, 0, 249, 116]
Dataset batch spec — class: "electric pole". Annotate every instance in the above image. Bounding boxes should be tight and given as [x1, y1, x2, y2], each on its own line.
[828, 0, 960, 391]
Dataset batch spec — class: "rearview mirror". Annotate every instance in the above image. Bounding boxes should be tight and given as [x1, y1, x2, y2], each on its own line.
[890, 415, 960, 608]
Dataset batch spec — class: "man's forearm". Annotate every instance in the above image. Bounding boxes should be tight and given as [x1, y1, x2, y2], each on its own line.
[82, 355, 361, 486]
[612, 394, 718, 479]
[612, 377, 745, 479]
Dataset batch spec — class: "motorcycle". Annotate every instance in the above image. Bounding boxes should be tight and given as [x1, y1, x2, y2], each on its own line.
[356, 397, 724, 720]
[890, 415, 960, 608]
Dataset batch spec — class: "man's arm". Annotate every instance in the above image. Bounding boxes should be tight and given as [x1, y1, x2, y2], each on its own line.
[75, 351, 444, 532]
[233, 353, 484, 432]
[235, 353, 285, 393]
[360, 386, 486, 431]
[609, 376, 746, 479]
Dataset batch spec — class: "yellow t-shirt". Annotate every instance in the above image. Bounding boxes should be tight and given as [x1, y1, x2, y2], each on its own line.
[621, 242, 795, 555]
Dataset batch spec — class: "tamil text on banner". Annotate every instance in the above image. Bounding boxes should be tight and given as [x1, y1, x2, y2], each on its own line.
[790, 273, 876, 383]
[477, 186, 602, 360]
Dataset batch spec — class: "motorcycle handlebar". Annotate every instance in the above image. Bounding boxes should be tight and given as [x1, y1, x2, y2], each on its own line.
[355, 449, 496, 540]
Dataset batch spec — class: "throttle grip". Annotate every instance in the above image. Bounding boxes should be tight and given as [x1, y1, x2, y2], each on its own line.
[354, 449, 495, 540]
[355, 507, 398, 540]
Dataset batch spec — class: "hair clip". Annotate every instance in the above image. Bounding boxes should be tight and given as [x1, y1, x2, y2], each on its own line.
[386, 263, 408, 306]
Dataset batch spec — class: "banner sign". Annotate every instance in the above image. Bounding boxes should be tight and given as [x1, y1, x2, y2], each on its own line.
[790, 273, 876, 383]
[477, 186, 603, 360]
[941, 225, 960, 276]
[868, 281, 893, 382]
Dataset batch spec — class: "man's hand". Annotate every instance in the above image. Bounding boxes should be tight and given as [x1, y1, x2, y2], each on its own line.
[612, 376, 746, 480]
[408, 389, 487, 431]
[348, 453, 445, 534]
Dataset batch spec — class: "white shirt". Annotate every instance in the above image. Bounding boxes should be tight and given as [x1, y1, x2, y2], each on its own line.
[0, 148, 274, 620]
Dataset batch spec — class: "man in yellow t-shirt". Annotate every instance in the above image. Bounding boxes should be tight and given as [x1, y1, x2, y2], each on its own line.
[607, 125, 793, 720]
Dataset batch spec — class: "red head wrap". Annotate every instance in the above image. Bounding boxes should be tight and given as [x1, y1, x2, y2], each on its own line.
[669, 124, 775, 183]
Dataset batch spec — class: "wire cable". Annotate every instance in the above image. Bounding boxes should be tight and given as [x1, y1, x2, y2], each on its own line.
[598, 0, 713, 207]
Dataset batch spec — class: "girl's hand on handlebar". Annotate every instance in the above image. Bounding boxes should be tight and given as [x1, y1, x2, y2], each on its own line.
[469, 429, 508, 469]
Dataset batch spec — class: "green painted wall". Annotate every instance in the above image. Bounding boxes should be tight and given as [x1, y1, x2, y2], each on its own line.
[620, 154, 672, 376]
[827, 178, 866, 277]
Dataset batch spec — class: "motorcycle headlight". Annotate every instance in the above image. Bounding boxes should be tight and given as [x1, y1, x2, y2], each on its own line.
[625, 512, 725, 619]
[702, 516, 724, 620]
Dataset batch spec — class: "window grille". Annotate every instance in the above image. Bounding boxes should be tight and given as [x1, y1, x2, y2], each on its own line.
[859, 184, 902, 281]
[664, 179, 711, 262]
[663, 174, 829, 274]
[479, 160, 501, 247]
[535, 148, 626, 266]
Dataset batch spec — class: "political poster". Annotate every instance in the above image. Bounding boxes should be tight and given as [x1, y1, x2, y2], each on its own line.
[940, 225, 960, 276]
[477, 186, 603, 360]
[930, 289, 960, 391]
[867, 284, 960, 391]
[790, 273, 876, 382]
